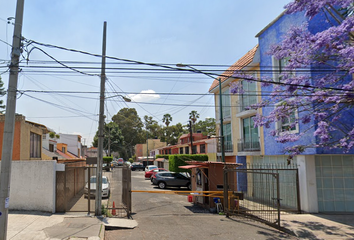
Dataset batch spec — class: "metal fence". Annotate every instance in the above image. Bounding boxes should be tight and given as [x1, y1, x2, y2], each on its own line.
[223, 163, 300, 228]
[108, 165, 131, 218]
[122, 164, 132, 217]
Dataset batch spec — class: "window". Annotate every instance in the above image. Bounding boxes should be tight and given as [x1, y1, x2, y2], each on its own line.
[241, 116, 260, 151]
[200, 144, 206, 153]
[30, 132, 41, 158]
[192, 145, 197, 154]
[49, 144, 54, 152]
[275, 109, 299, 134]
[185, 146, 189, 154]
[240, 79, 257, 111]
[221, 88, 231, 118]
[222, 123, 233, 152]
[179, 147, 183, 154]
[273, 57, 291, 82]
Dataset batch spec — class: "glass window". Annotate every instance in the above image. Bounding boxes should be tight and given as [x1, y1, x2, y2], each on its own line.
[192, 145, 197, 154]
[242, 116, 259, 150]
[185, 146, 189, 154]
[273, 57, 293, 82]
[30, 132, 41, 158]
[241, 79, 257, 111]
[281, 111, 297, 131]
[200, 144, 206, 153]
[179, 147, 183, 154]
[275, 108, 299, 133]
[221, 88, 231, 118]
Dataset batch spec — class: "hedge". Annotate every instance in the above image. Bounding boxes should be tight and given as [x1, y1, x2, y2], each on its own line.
[168, 154, 208, 172]
[103, 156, 113, 164]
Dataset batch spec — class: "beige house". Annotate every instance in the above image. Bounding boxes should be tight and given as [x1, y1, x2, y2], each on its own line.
[0, 114, 48, 160]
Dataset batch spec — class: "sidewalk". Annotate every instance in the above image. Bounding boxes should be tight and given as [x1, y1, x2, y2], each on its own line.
[7, 211, 137, 240]
[281, 213, 354, 239]
[6, 211, 354, 239]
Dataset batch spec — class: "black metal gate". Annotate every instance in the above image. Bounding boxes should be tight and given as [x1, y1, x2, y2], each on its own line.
[223, 166, 300, 228]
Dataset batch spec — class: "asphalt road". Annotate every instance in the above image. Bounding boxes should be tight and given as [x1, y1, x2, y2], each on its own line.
[105, 170, 298, 240]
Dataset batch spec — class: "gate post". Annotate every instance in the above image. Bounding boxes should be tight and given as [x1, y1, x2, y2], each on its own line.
[296, 169, 301, 213]
[223, 166, 228, 216]
[275, 173, 280, 227]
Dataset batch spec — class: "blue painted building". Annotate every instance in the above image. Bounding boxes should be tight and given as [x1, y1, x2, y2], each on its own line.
[255, 10, 354, 213]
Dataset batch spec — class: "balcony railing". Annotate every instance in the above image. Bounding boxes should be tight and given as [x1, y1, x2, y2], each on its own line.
[237, 140, 260, 152]
[217, 140, 233, 153]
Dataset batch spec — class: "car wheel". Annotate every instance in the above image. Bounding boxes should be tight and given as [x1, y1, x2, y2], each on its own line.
[150, 177, 153, 183]
[187, 183, 192, 190]
[158, 181, 166, 189]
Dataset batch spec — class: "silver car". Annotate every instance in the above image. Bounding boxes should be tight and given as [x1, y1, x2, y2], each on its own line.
[84, 176, 110, 198]
[152, 172, 191, 190]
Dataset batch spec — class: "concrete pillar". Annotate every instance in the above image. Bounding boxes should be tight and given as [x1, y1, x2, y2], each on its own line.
[297, 155, 318, 213]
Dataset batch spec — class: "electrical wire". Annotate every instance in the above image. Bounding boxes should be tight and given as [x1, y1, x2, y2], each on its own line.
[24, 39, 354, 93]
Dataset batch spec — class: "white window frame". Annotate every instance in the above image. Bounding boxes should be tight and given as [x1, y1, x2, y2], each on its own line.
[272, 56, 293, 83]
[274, 101, 299, 135]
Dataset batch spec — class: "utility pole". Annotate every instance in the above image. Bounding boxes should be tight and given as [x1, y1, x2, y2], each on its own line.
[146, 130, 149, 165]
[96, 21, 107, 216]
[0, 1, 25, 239]
[108, 126, 111, 157]
[218, 78, 225, 163]
[189, 120, 194, 154]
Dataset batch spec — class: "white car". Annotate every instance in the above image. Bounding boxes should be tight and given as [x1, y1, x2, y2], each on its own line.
[84, 176, 110, 198]
[145, 165, 158, 172]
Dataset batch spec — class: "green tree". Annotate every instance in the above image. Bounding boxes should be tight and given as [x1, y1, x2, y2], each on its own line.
[189, 110, 200, 124]
[189, 110, 200, 132]
[92, 122, 123, 156]
[144, 115, 161, 139]
[111, 108, 144, 159]
[160, 123, 185, 145]
[162, 113, 172, 127]
[0, 76, 5, 113]
[194, 118, 216, 136]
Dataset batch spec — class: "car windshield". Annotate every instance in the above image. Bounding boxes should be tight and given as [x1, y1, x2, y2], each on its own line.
[90, 177, 108, 184]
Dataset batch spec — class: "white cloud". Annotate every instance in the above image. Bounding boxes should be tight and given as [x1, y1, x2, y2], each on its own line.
[129, 90, 160, 102]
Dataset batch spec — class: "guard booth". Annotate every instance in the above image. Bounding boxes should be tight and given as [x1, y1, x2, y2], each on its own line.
[179, 161, 241, 210]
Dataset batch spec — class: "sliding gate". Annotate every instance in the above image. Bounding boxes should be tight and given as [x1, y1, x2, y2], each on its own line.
[224, 167, 300, 228]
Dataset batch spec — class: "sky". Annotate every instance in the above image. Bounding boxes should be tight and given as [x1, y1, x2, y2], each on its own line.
[0, 0, 289, 147]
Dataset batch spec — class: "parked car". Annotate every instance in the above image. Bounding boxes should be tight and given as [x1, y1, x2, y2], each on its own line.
[117, 158, 124, 166]
[152, 172, 191, 190]
[130, 162, 145, 171]
[145, 168, 168, 179]
[145, 165, 158, 172]
[102, 163, 110, 171]
[84, 176, 110, 198]
[124, 161, 132, 167]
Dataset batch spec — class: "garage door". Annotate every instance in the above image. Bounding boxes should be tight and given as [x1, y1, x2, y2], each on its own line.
[315, 155, 354, 212]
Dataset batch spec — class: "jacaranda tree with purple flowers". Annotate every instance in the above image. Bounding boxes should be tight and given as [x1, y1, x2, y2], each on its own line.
[231, 1, 354, 156]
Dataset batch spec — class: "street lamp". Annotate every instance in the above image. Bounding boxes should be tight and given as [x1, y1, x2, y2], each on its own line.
[106, 94, 132, 102]
[176, 64, 225, 163]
